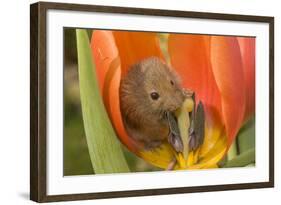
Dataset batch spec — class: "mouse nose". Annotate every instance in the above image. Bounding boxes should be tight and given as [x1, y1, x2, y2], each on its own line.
[169, 95, 184, 112]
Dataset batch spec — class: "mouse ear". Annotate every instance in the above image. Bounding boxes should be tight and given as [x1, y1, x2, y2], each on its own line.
[138, 57, 161, 73]
[113, 32, 165, 77]
[166, 64, 181, 85]
[139, 62, 148, 73]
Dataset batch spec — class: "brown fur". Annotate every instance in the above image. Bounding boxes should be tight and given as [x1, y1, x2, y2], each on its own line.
[120, 57, 184, 149]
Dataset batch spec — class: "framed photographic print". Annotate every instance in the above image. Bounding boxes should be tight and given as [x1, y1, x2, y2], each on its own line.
[30, 1, 274, 202]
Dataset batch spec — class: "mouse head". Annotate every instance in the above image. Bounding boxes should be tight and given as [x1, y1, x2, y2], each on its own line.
[140, 57, 185, 115]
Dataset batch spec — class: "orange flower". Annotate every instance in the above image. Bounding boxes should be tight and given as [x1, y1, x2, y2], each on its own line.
[90, 31, 255, 170]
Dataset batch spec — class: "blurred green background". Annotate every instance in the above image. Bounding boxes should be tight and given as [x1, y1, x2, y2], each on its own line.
[63, 28, 161, 176]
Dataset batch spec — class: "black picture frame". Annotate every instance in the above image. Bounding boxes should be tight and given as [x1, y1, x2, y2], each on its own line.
[30, 1, 274, 202]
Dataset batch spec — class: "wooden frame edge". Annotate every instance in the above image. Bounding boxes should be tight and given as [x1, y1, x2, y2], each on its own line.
[30, 2, 39, 202]
[30, 1, 274, 202]
[30, 2, 48, 202]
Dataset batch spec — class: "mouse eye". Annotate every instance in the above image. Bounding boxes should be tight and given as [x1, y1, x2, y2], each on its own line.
[150, 92, 160, 100]
[170, 80, 174, 86]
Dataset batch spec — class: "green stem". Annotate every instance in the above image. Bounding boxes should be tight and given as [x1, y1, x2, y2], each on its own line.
[76, 29, 130, 174]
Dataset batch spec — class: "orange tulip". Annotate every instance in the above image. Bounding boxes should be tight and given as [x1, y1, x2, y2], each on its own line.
[90, 31, 255, 170]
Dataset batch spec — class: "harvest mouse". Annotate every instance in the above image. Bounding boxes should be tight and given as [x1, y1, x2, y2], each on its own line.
[120, 57, 204, 152]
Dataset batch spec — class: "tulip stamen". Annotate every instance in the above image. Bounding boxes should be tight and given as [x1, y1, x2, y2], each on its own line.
[174, 97, 194, 168]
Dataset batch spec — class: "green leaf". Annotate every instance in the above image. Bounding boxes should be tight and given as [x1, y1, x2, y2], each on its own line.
[223, 148, 255, 168]
[237, 117, 255, 154]
[76, 29, 130, 174]
[223, 117, 255, 168]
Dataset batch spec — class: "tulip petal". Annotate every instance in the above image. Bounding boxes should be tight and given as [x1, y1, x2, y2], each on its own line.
[113, 31, 164, 77]
[168, 34, 223, 123]
[193, 136, 227, 169]
[139, 142, 176, 169]
[199, 112, 225, 158]
[238, 37, 256, 122]
[210, 36, 246, 145]
[91, 31, 118, 94]
[168, 34, 225, 154]
[91, 31, 137, 152]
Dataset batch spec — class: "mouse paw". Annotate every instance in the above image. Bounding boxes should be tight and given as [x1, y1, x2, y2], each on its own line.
[143, 140, 163, 150]
[182, 88, 194, 98]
